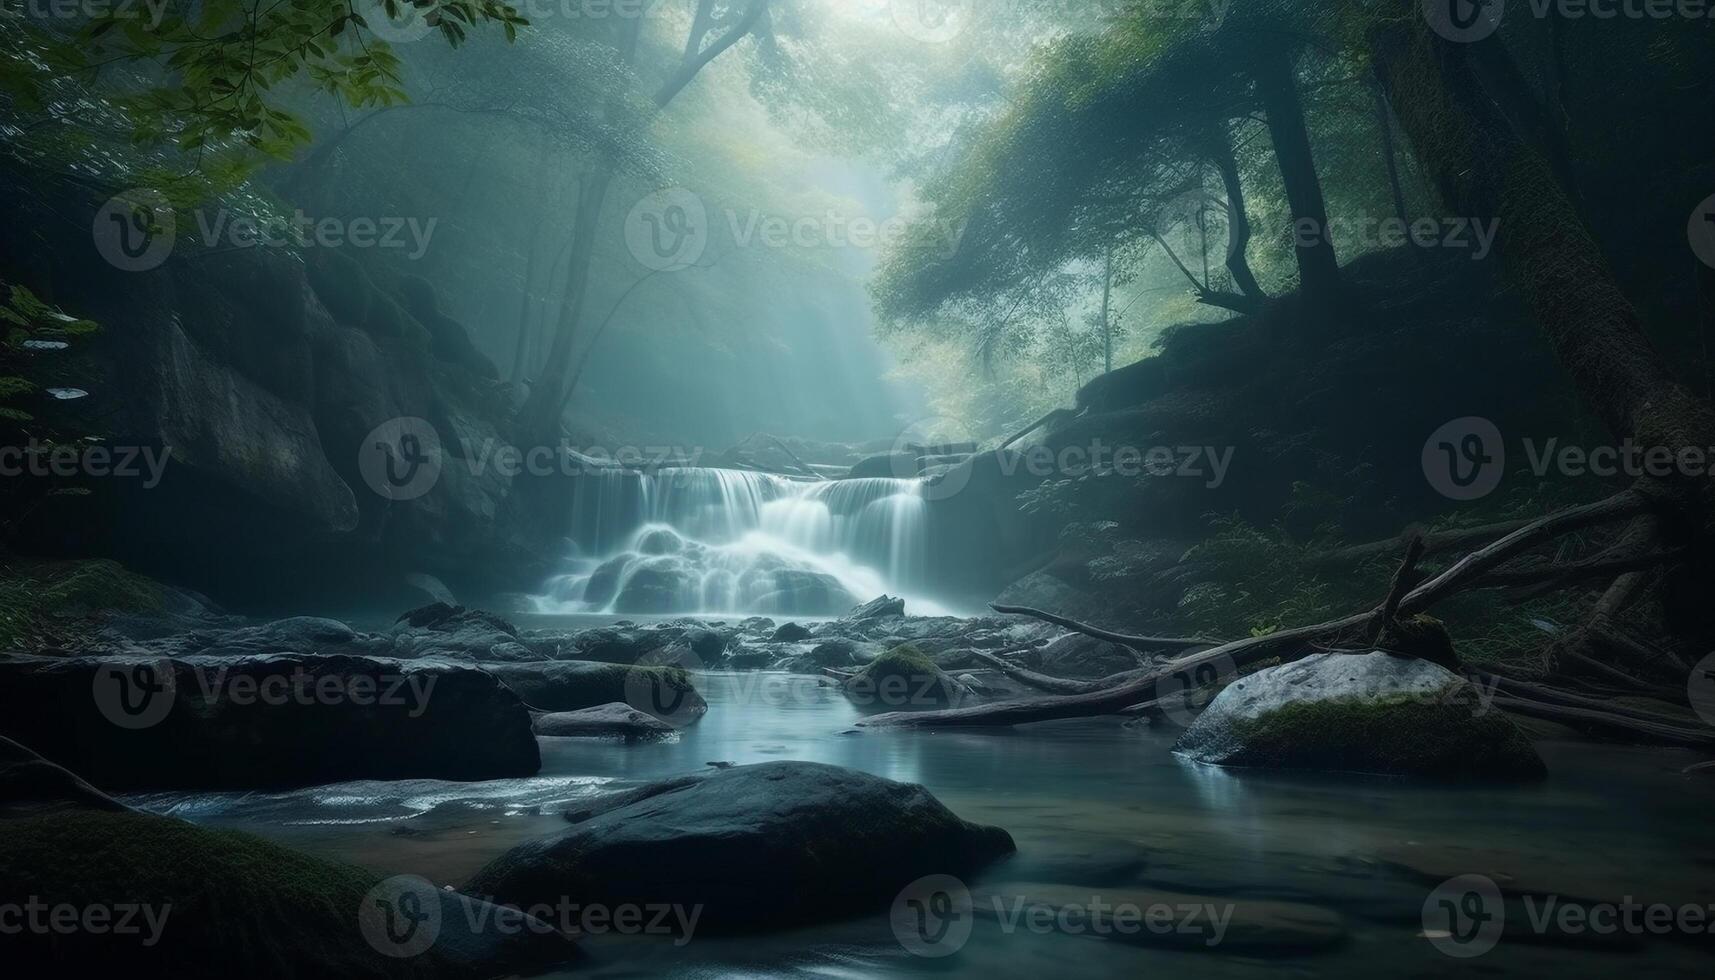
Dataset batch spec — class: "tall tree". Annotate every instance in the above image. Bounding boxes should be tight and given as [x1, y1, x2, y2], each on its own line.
[518, 0, 773, 444]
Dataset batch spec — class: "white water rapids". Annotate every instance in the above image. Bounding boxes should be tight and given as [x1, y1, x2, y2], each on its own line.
[531, 468, 948, 617]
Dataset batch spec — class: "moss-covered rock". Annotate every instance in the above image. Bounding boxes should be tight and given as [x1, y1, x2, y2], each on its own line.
[1172, 651, 1544, 780]
[0, 808, 575, 976]
[842, 643, 970, 712]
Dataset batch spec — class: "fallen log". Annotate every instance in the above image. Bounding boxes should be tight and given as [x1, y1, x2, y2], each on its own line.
[864, 490, 1651, 730]
[989, 604, 1217, 653]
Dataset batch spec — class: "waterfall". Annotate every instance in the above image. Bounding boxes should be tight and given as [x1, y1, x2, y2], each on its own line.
[534, 468, 940, 617]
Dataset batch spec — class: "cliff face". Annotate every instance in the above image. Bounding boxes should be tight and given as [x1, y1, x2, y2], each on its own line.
[3, 185, 553, 610]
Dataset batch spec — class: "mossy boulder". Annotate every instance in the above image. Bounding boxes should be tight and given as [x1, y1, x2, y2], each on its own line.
[1172, 651, 1544, 780]
[0, 808, 575, 976]
[466, 761, 1015, 934]
[842, 643, 971, 712]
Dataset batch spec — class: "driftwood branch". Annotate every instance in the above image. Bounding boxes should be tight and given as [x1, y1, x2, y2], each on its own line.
[1366, 533, 1425, 648]
[866, 490, 1653, 730]
[989, 604, 1216, 653]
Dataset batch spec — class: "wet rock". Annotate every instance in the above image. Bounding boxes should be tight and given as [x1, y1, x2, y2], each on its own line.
[723, 645, 777, 670]
[769, 622, 814, 642]
[467, 762, 1015, 933]
[1173, 651, 1545, 779]
[581, 556, 630, 607]
[848, 452, 918, 480]
[611, 557, 695, 613]
[533, 703, 676, 739]
[1025, 632, 1138, 679]
[0, 653, 540, 790]
[806, 638, 882, 668]
[484, 660, 706, 723]
[848, 595, 906, 620]
[843, 644, 972, 712]
[636, 527, 686, 556]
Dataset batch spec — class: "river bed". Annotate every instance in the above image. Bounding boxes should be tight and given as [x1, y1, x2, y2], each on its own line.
[123, 672, 1715, 978]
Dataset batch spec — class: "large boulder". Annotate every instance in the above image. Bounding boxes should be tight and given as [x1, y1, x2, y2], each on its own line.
[466, 762, 1015, 933]
[0, 653, 540, 790]
[1172, 651, 1545, 779]
[0, 807, 574, 976]
[611, 557, 695, 613]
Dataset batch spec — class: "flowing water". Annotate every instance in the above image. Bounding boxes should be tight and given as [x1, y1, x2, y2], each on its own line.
[125, 671, 1715, 979]
[531, 468, 950, 617]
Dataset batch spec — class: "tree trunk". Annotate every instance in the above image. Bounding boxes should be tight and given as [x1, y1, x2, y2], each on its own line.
[511, 146, 556, 383]
[1205, 120, 1267, 305]
[517, 0, 771, 444]
[1369, 71, 1412, 238]
[1100, 247, 1113, 374]
[1370, 20, 1715, 520]
[1252, 49, 1342, 315]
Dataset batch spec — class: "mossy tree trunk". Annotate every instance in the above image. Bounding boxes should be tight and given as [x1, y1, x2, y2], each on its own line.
[1370, 20, 1715, 512]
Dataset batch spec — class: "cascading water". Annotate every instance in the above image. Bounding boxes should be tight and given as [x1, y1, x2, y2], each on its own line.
[532, 468, 945, 617]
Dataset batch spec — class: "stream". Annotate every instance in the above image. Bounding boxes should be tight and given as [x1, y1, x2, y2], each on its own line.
[122, 670, 1715, 978]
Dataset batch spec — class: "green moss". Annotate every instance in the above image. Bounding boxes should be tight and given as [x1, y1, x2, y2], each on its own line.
[0, 558, 164, 649]
[1225, 694, 1545, 780]
[862, 643, 938, 677]
[847, 644, 958, 711]
[0, 809, 451, 976]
